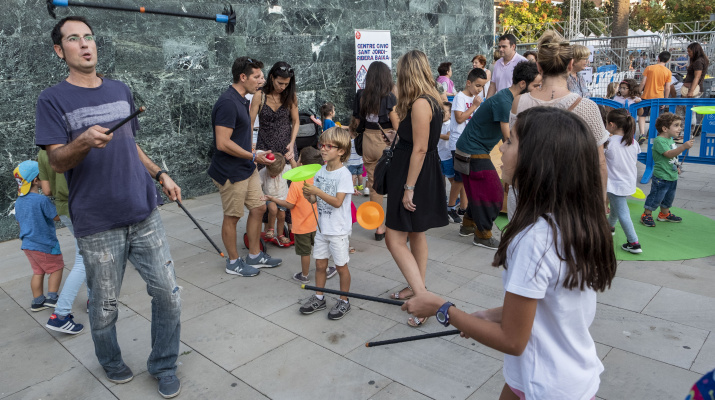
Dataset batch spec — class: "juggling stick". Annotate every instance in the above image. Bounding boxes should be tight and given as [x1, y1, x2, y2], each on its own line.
[366, 329, 461, 347]
[301, 285, 403, 306]
[176, 201, 225, 258]
[106, 106, 145, 135]
[47, 0, 237, 34]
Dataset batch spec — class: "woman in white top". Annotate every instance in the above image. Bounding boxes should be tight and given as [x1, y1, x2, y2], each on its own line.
[508, 30, 609, 219]
[404, 107, 617, 400]
[472, 54, 492, 101]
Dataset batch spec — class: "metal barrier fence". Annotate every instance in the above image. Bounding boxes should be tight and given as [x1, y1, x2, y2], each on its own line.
[590, 97, 715, 183]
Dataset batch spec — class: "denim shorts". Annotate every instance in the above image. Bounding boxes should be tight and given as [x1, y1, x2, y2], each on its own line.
[644, 176, 677, 211]
[346, 164, 363, 176]
[440, 158, 455, 179]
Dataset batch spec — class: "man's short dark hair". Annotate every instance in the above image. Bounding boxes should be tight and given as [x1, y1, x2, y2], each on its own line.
[467, 68, 487, 82]
[658, 51, 671, 63]
[437, 62, 452, 76]
[498, 34, 517, 47]
[231, 57, 264, 83]
[51, 16, 94, 46]
[512, 61, 539, 86]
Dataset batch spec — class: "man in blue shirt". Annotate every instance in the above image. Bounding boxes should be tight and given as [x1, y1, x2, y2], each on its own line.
[35, 16, 181, 398]
[456, 61, 541, 249]
[209, 57, 282, 276]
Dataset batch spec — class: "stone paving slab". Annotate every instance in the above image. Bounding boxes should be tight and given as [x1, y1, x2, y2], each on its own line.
[233, 337, 389, 400]
[180, 304, 296, 371]
[591, 304, 708, 369]
[642, 287, 715, 332]
[596, 276, 661, 313]
[347, 324, 502, 400]
[110, 350, 269, 399]
[691, 334, 715, 375]
[0, 326, 82, 397]
[4, 364, 116, 400]
[598, 349, 701, 399]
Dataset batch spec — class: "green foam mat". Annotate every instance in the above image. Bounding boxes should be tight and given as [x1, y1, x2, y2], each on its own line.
[494, 200, 715, 261]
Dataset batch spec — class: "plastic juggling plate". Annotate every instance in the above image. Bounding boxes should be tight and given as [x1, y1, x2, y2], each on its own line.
[691, 106, 715, 115]
[356, 201, 385, 230]
[632, 187, 646, 199]
[282, 164, 322, 182]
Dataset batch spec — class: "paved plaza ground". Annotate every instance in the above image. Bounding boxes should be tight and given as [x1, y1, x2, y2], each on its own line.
[1, 160, 714, 400]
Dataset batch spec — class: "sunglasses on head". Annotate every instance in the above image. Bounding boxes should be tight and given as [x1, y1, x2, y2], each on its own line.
[278, 65, 294, 74]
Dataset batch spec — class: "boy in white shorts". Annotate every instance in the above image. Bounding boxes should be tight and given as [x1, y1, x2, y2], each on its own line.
[299, 127, 354, 320]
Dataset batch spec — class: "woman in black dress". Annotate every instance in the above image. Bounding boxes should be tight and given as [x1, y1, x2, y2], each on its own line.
[385, 50, 449, 326]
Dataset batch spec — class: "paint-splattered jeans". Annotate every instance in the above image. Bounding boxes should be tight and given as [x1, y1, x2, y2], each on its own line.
[77, 208, 181, 378]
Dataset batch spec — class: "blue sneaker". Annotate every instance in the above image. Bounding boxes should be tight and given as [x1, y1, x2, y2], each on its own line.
[244, 251, 282, 269]
[105, 363, 134, 384]
[46, 313, 84, 334]
[225, 258, 260, 277]
[157, 375, 181, 399]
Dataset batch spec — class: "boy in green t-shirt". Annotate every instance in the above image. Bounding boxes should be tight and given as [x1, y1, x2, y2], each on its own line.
[641, 113, 693, 227]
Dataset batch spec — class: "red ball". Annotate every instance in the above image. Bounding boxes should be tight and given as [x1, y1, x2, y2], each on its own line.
[266, 153, 275, 161]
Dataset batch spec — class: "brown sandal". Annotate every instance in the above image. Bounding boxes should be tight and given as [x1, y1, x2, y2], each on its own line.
[277, 235, 291, 245]
[389, 286, 414, 300]
[264, 228, 275, 240]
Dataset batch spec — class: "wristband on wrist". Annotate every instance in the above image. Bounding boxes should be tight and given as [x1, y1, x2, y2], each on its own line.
[252, 152, 256, 163]
[155, 170, 168, 182]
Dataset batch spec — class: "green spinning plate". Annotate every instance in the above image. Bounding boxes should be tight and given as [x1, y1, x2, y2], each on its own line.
[691, 106, 715, 115]
[282, 164, 322, 182]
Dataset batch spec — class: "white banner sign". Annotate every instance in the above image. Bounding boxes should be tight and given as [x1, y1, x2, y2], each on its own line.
[355, 30, 391, 91]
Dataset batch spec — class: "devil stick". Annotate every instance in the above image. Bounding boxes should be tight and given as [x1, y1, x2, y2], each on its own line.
[174, 201, 225, 258]
[105, 106, 145, 135]
[301, 285, 404, 306]
[47, 0, 237, 34]
[366, 329, 461, 347]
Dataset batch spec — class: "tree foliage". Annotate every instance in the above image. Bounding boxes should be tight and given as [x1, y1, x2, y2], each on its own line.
[664, 0, 715, 24]
[629, 1, 668, 31]
[498, 0, 563, 27]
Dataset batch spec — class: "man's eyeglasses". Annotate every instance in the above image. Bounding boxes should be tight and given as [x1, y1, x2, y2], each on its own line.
[64, 35, 95, 43]
[318, 143, 337, 150]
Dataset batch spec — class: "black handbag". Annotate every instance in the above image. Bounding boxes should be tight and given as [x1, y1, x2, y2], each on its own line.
[372, 125, 397, 196]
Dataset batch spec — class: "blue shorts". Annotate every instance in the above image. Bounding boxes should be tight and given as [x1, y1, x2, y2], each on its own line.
[440, 158, 455, 179]
[450, 151, 463, 182]
[347, 164, 363, 176]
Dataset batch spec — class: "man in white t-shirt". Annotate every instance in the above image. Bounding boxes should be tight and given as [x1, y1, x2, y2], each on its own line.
[486, 34, 527, 98]
[448, 68, 488, 224]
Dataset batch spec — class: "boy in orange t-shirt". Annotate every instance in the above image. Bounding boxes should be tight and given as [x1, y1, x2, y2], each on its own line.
[263, 147, 336, 283]
[638, 51, 672, 142]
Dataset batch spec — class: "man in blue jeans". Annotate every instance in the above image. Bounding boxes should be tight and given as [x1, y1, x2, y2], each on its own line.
[35, 16, 181, 398]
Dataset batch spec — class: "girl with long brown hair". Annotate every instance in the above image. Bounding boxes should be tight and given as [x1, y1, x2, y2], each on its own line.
[352, 61, 400, 240]
[404, 107, 617, 400]
[383, 50, 448, 326]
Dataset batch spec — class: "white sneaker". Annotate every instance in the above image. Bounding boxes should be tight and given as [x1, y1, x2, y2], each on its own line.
[363, 186, 370, 196]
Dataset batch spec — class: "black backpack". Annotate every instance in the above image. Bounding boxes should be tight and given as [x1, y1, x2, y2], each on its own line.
[295, 111, 321, 152]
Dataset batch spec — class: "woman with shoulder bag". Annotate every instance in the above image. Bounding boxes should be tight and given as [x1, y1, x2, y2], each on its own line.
[384, 50, 449, 327]
[352, 62, 400, 241]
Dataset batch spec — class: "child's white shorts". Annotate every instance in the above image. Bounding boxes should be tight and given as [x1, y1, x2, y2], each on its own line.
[313, 233, 350, 266]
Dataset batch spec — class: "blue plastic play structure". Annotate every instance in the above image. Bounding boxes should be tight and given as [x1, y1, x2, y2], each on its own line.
[591, 97, 715, 183]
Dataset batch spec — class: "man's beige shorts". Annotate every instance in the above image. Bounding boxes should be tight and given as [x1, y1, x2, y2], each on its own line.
[213, 169, 264, 218]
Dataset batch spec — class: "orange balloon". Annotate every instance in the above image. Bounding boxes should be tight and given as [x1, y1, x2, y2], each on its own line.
[356, 201, 385, 230]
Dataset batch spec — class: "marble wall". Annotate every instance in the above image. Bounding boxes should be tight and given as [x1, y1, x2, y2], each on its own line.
[0, 0, 493, 241]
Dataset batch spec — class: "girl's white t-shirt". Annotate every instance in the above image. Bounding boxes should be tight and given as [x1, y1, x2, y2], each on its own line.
[313, 165, 354, 236]
[605, 135, 641, 196]
[437, 120, 452, 161]
[502, 218, 603, 400]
